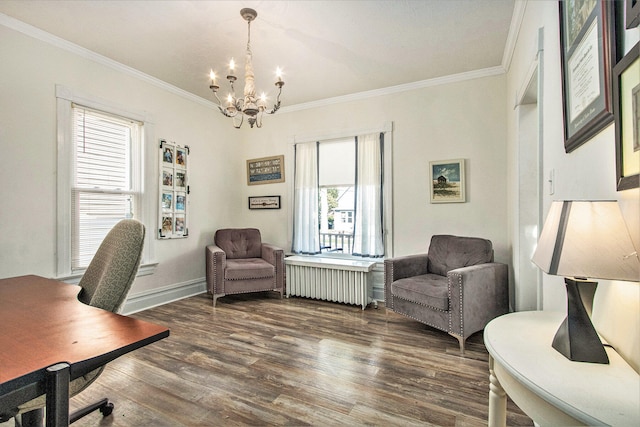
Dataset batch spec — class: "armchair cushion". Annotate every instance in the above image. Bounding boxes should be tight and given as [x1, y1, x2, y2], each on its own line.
[225, 258, 275, 280]
[390, 274, 449, 311]
[215, 228, 262, 259]
[427, 234, 493, 276]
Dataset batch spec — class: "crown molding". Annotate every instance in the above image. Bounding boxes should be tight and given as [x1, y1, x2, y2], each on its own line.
[0, 13, 217, 110]
[502, 0, 528, 73]
[2, 12, 508, 115]
[279, 66, 506, 114]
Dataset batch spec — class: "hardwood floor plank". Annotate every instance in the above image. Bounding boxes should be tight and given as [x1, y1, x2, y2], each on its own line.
[1, 293, 533, 426]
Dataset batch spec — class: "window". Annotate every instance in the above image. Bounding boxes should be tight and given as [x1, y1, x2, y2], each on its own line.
[318, 139, 356, 252]
[71, 106, 142, 269]
[56, 86, 154, 279]
[291, 127, 391, 258]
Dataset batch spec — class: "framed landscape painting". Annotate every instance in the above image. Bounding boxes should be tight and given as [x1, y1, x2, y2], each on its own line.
[429, 159, 466, 203]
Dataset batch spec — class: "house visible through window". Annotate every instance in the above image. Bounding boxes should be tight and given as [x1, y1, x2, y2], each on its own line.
[318, 138, 356, 253]
[71, 105, 143, 270]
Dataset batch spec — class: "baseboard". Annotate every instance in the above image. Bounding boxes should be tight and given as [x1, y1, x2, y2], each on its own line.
[122, 277, 206, 314]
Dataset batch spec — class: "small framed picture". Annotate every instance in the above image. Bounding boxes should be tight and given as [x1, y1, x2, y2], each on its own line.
[175, 171, 186, 188]
[176, 147, 187, 168]
[161, 215, 173, 236]
[429, 159, 466, 203]
[248, 196, 281, 209]
[175, 192, 186, 212]
[162, 144, 174, 164]
[174, 214, 186, 236]
[161, 192, 173, 211]
[162, 169, 173, 188]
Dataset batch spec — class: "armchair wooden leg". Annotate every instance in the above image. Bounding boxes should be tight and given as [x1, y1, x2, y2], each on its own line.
[450, 333, 465, 354]
[212, 293, 224, 307]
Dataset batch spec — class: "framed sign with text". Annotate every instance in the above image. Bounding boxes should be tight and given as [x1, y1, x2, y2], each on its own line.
[247, 155, 285, 185]
[248, 196, 281, 210]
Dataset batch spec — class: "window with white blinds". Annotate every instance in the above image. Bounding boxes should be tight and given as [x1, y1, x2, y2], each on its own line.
[71, 105, 143, 269]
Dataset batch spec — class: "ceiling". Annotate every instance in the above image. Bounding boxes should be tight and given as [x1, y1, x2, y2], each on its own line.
[0, 0, 516, 107]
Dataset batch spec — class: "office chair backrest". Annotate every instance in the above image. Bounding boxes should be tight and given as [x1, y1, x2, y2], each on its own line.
[78, 219, 145, 313]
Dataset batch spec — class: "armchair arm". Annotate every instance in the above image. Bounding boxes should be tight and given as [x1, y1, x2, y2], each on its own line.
[384, 254, 430, 308]
[447, 262, 509, 339]
[205, 245, 226, 294]
[261, 243, 285, 291]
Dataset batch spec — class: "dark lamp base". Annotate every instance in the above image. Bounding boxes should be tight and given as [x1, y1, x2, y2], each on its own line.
[552, 278, 609, 364]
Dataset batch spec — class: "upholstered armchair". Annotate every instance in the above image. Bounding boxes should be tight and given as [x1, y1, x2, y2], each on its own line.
[384, 235, 508, 353]
[206, 228, 284, 306]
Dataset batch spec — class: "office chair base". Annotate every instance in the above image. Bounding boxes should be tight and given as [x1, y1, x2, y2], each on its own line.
[69, 398, 113, 424]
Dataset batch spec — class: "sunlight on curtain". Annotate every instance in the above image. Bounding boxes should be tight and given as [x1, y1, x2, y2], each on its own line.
[353, 133, 384, 257]
[292, 141, 320, 254]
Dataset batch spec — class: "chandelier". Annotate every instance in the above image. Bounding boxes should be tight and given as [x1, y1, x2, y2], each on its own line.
[208, 8, 284, 129]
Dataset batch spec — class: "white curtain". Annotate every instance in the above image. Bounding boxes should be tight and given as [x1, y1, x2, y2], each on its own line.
[353, 133, 384, 257]
[292, 142, 320, 254]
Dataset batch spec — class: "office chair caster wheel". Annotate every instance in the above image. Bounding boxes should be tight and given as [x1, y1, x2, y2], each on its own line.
[100, 402, 114, 417]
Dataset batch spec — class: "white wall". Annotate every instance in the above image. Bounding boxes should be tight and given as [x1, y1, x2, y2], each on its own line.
[0, 16, 509, 306]
[236, 75, 509, 265]
[0, 24, 244, 297]
[506, 1, 640, 371]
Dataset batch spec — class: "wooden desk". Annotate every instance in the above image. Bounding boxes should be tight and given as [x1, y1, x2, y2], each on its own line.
[484, 311, 640, 426]
[0, 275, 170, 426]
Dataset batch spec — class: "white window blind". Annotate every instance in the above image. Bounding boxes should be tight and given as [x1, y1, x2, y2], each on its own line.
[71, 105, 142, 269]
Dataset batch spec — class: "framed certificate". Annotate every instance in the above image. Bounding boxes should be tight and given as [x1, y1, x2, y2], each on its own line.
[613, 43, 640, 190]
[559, 0, 616, 153]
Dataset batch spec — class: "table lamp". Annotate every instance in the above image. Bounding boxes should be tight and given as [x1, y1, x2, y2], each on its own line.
[531, 200, 639, 364]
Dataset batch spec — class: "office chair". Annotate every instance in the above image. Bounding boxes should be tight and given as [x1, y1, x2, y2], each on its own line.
[9, 219, 145, 426]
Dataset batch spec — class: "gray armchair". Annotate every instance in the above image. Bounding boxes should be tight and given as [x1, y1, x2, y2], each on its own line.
[384, 235, 508, 353]
[206, 228, 284, 306]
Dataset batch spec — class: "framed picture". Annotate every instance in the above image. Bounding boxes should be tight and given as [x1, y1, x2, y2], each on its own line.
[248, 196, 281, 210]
[626, 0, 640, 28]
[247, 155, 285, 185]
[429, 159, 466, 203]
[559, 0, 616, 152]
[158, 139, 189, 238]
[613, 43, 640, 191]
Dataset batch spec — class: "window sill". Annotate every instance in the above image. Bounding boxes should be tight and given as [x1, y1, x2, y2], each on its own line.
[56, 261, 158, 285]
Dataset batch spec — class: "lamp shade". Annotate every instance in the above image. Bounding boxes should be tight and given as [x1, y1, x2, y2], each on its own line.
[532, 201, 639, 282]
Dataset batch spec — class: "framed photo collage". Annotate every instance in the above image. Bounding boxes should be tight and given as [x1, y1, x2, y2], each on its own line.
[158, 139, 189, 239]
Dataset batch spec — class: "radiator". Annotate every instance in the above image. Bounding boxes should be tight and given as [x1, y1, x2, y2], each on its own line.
[285, 256, 375, 309]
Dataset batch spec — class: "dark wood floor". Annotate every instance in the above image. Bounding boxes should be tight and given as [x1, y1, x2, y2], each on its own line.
[6, 293, 533, 426]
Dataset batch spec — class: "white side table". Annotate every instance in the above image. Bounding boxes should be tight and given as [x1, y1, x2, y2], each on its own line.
[484, 311, 640, 426]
